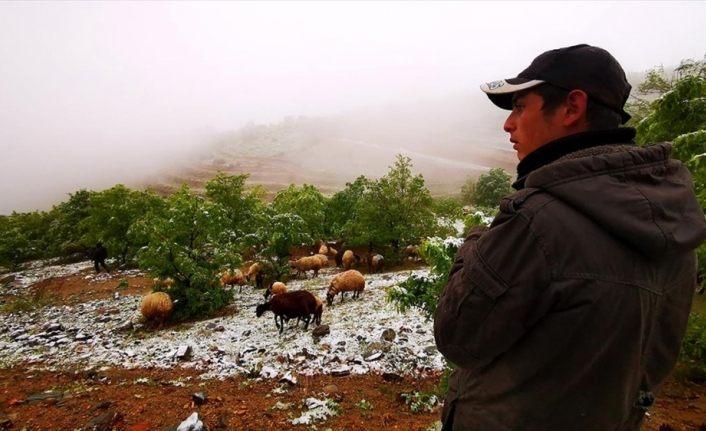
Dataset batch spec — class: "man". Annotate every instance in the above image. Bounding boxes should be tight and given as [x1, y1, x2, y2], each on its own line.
[92, 241, 110, 273]
[434, 44, 706, 430]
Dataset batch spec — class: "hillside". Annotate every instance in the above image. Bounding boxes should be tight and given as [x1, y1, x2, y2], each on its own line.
[142, 93, 517, 198]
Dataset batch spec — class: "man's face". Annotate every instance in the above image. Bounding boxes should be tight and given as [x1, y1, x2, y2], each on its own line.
[503, 91, 566, 160]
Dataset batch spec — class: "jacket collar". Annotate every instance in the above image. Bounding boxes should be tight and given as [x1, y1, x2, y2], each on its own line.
[512, 128, 637, 190]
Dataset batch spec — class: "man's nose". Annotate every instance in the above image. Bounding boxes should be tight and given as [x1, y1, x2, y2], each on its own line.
[503, 113, 515, 133]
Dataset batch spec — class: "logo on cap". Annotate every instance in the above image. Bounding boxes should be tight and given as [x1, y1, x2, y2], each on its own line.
[486, 80, 505, 90]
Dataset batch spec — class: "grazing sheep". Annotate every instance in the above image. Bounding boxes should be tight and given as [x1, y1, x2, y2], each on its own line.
[341, 250, 361, 270]
[368, 254, 385, 274]
[152, 277, 175, 289]
[264, 281, 288, 299]
[245, 262, 262, 282]
[290, 255, 323, 278]
[256, 290, 318, 334]
[318, 244, 329, 255]
[314, 253, 329, 268]
[140, 292, 173, 327]
[326, 269, 365, 306]
[403, 245, 421, 261]
[220, 269, 245, 292]
[313, 295, 324, 325]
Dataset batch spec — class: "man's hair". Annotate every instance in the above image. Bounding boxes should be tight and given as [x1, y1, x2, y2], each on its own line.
[533, 84, 623, 130]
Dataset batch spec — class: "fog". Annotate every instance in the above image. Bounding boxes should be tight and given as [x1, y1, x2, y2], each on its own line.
[1, 1, 705, 214]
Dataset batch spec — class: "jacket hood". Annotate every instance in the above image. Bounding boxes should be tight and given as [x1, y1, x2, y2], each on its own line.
[526, 142, 706, 258]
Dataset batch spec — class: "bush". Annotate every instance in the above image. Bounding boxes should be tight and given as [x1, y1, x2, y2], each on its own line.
[680, 312, 706, 381]
[388, 236, 463, 319]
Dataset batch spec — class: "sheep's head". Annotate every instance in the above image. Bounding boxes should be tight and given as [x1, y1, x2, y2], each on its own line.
[255, 303, 269, 317]
[326, 291, 335, 306]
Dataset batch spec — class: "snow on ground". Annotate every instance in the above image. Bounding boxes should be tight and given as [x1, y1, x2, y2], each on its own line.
[0, 263, 444, 381]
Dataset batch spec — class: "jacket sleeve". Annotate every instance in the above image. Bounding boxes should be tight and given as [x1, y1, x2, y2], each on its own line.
[434, 211, 551, 370]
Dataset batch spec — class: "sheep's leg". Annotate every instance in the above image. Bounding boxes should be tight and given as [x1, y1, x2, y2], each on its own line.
[303, 315, 311, 330]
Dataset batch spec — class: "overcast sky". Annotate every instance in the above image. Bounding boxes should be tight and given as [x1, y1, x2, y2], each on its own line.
[1, 1, 705, 214]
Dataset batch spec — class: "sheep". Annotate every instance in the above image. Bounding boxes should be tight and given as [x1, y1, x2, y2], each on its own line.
[326, 269, 365, 306]
[290, 255, 323, 278]
[402, 245, 421, 261]
[341, 250, 361, 270]
[368, 253, 385, 274]
[314, 253, 329, 268]
[245, 262, 262, 282]
[256, 290, 318, 334]
[264, 281, 288, 300]
[219, 269, 245, 292]
[140, 292, 173, 327]
[313, 295, 324, 325]
[152, 277, 175, 289]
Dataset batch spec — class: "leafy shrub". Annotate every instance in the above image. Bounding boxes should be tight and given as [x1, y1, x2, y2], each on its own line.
[400, 391, 439, 413]
[388, 236, 463, 319]
[679, 312, 706, 381]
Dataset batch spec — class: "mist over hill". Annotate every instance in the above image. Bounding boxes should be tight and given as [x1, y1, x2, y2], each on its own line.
[144, 91, 516, 199]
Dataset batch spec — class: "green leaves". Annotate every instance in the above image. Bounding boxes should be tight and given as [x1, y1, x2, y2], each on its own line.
[472, 168, 513, 208]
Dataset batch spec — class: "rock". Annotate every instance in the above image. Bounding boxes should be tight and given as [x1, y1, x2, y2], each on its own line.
[424, 345, 438, 355]
[242, 330, 251, 337]
[381, 328, 396, 342]
[279, 372, 297, 386]
[382, 372, 403, 383]
[86, 410, 121, 431]
[365, 352, 383, 361]
[45, 322, 64, 332]
[336, 340, 346, 346]
[272, 401, 293, 410]
[214, 325, 225, 332]
[323, 384, 339, 394]
[312, 325, 330, 338]
[116, 319, 134, 332]
[26, 391, 63, 403]
[75, 333, 89, 341]
[206, 322, 217, 330]
[0, 274, 16, 284]
[260, 366, 278, 379]
[192, 392, 207, 405]
[330, 367, 351, 377]
[174, 345, 193, 361]
[176, 412, 204, 431]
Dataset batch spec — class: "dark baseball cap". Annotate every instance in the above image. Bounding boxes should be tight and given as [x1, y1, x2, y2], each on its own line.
[480, 44, 632, 123]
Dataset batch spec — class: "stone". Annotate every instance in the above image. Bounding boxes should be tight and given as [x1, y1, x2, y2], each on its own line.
[242, 330, 251, 337]
[330, 367, 351, 377]
[279, 372, 297, 386]
[323, 384, 339, 394]
[365, 352, 383, 361]
[206, 322, 217, 330]
[116, 319, 133, 332]
[259, 366, 278, 379]
[312, 324, 330, 338]
[176, 412, 204, 431]
[382, 372, 403, 383]
[381, 328, 396, 342]
[424, 345, 438, 355]
[192, 392, 207, 405]
[86, 410, 121, 431]
[174, 345, 193, 361]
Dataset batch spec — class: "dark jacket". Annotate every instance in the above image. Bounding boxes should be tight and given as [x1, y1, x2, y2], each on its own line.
[434, 134, 706, 431]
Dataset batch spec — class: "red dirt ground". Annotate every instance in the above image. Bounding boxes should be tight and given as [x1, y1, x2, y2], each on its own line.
[1, 270, 705, 430]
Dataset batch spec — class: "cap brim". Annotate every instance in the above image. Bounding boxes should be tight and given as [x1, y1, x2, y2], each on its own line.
[480, 78, 545, 110]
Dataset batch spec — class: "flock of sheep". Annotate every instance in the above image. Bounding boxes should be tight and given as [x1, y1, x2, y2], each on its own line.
[138, 242, 416, 334]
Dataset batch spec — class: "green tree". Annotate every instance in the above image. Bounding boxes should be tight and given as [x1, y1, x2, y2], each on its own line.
[204, 172, 267, 240]
[0, 211, 52, 271]
[46, 189, 94, 256]
[81, 185, 164, 266]
[472, 168, 513, 208]
[325, 175, 368, 239]
[271, 184, 327, 240]
[131, 185, 236, 321]
[346, 155, 436, 253]
[459, 175, 476, 206]
[257, 211, 312, 260]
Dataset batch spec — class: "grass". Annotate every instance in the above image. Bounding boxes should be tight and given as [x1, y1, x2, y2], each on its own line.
[0, 289, 49, 315]
[692, 292, 706, 314]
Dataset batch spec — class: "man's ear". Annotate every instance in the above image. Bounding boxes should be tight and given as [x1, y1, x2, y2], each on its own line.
[563, 90, 589, 127]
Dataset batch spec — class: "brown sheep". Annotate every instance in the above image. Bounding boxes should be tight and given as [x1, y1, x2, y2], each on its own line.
[264, 281, 288, 299]
[256, 290, 318, 334]
[326, 269, 365, 306]
[368, 253, 385, 274]
[341, 250, 361, 270]
[140, 292, 173, 327]
[245, 262, 262, 282]
[220, 269, 246, 292]
[152, 277, 175, 289]
[290, 255, 323, 278]
[403, 245, 421, 261]
[314, 253, 329, 268]
[313, 295, 324, 325]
